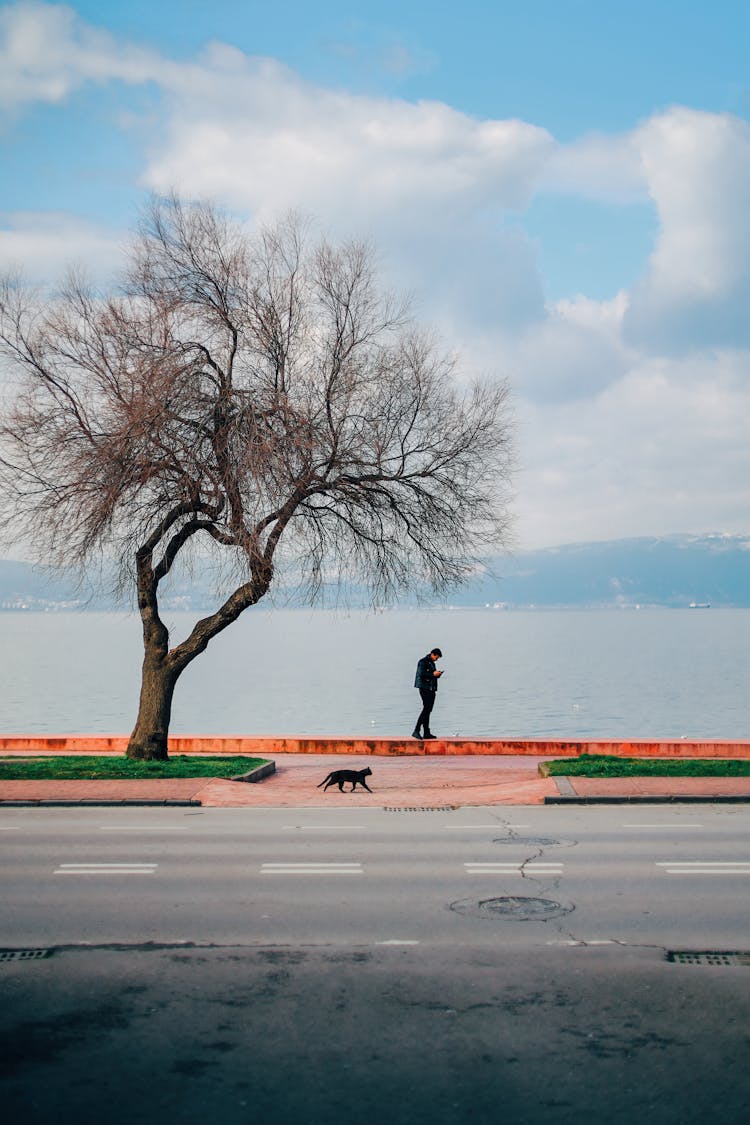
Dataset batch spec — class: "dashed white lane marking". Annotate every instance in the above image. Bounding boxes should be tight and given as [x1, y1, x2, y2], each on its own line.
[655, 861, 750, 866]
[444, 824, 532, 830]
[54, 863, 158, 875]
[547, 940, 617, 946]
[624, 823, 704, 828]
[464, 862, 563, 874]
[656, 861, 750, 875]
[281, 826, 367, 831]
[99, 826, 184, 831]
[261, 863, 363, 875]
[376, 940, 420, 946]
[0, 826, 21, 830]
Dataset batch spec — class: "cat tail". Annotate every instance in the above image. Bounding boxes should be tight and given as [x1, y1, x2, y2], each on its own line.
[317, 773, 333, 788]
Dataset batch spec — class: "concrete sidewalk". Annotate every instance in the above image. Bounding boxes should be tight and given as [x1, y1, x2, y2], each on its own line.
[2, 754, 750, 807]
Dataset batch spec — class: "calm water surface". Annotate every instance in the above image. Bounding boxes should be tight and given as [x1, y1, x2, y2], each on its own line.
[1, 608, 748, 739]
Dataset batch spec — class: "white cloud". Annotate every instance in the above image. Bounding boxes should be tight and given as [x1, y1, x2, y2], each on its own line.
[543, 129, 647, 204]
[518, 349, 750, 546]
[140, 43, 555, 336]
[0, 2, 159, 113]
[2, 5, 750, 549]
[503, 292, 633, 402]
[624, 108, 750, 351]
[0, 211, 125, 284]
[144, 46, 553, 225]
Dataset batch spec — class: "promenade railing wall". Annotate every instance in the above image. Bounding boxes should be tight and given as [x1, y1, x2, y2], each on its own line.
[1, 736, 749, 757]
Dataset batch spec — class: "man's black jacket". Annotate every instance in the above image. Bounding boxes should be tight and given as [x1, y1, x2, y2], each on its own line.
[414, 653, 438, 692]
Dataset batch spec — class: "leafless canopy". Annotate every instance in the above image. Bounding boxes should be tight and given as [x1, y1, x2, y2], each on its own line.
[0, 197, 513, 615]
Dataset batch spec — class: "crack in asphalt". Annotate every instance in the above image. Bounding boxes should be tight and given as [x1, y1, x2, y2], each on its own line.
[489, 816, 580, 934]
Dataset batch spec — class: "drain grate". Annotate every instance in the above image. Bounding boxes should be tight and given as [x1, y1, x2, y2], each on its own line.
[384, 806, 457, 813]
[0, 949, 51, 962]
[667, 951, 750, 966]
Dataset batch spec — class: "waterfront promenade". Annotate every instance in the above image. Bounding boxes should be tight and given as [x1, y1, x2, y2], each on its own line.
[2, 740, 750, 806]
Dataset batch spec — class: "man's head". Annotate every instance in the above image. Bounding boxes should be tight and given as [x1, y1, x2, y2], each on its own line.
[430, 648, 442, 660]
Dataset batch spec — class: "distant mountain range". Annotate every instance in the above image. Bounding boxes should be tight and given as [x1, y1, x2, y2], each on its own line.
[461, 533, 750, 608]
[0, 533, 748, 611]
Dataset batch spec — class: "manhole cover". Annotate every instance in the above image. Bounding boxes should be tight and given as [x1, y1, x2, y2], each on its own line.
[449, 896, 574, 921]
[667, 951, 750, 966]
[492, 836, 576, 849]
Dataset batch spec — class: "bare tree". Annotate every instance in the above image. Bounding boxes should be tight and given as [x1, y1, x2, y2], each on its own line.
[0, 197, 513, 759]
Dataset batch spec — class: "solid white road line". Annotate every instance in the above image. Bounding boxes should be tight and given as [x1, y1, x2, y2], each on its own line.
[625, 824, 704, 829]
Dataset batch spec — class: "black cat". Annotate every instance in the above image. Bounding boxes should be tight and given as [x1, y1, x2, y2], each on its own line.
[317, 767, 373, 793]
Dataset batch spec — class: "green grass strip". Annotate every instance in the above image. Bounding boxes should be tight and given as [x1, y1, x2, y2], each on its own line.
[0, 756, 268, 780]
[543, 755, 750, 778]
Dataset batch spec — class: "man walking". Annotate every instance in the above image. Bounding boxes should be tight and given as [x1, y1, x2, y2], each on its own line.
[412, 647, 443, 739]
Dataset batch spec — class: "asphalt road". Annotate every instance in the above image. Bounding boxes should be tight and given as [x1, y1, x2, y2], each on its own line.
[2, 805, 750, 1124]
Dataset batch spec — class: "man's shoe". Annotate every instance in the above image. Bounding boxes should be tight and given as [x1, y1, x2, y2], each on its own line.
[411, 730, 422, 739]
[423, 733, 436, 739]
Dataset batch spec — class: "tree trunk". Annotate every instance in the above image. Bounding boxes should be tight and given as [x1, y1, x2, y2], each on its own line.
[126, 653, 178, 760]
[126, 549, 273, 760]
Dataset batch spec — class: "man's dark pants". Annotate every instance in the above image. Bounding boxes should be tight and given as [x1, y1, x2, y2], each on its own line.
[416, 687, 436, 736]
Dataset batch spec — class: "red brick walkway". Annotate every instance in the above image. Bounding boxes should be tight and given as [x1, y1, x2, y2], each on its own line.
[0, 778, 207, 803]
[0, 755, 555, 807]
[197, 755, 556, 808]
[2, 755, 750, 807]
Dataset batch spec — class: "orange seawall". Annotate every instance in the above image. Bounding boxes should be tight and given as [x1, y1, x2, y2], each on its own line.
[1, 735, 750, 757]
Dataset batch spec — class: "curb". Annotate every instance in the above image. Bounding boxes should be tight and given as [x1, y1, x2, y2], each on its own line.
[226, 761, 276, 783]
[0, 799, 202, 808]
[544, 795, 750, 805]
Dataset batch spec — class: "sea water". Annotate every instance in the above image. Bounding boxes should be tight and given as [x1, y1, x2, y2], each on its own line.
[0, 607, 748, 740]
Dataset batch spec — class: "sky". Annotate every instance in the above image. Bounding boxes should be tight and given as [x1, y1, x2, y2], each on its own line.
[1, 0, 750, 550]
